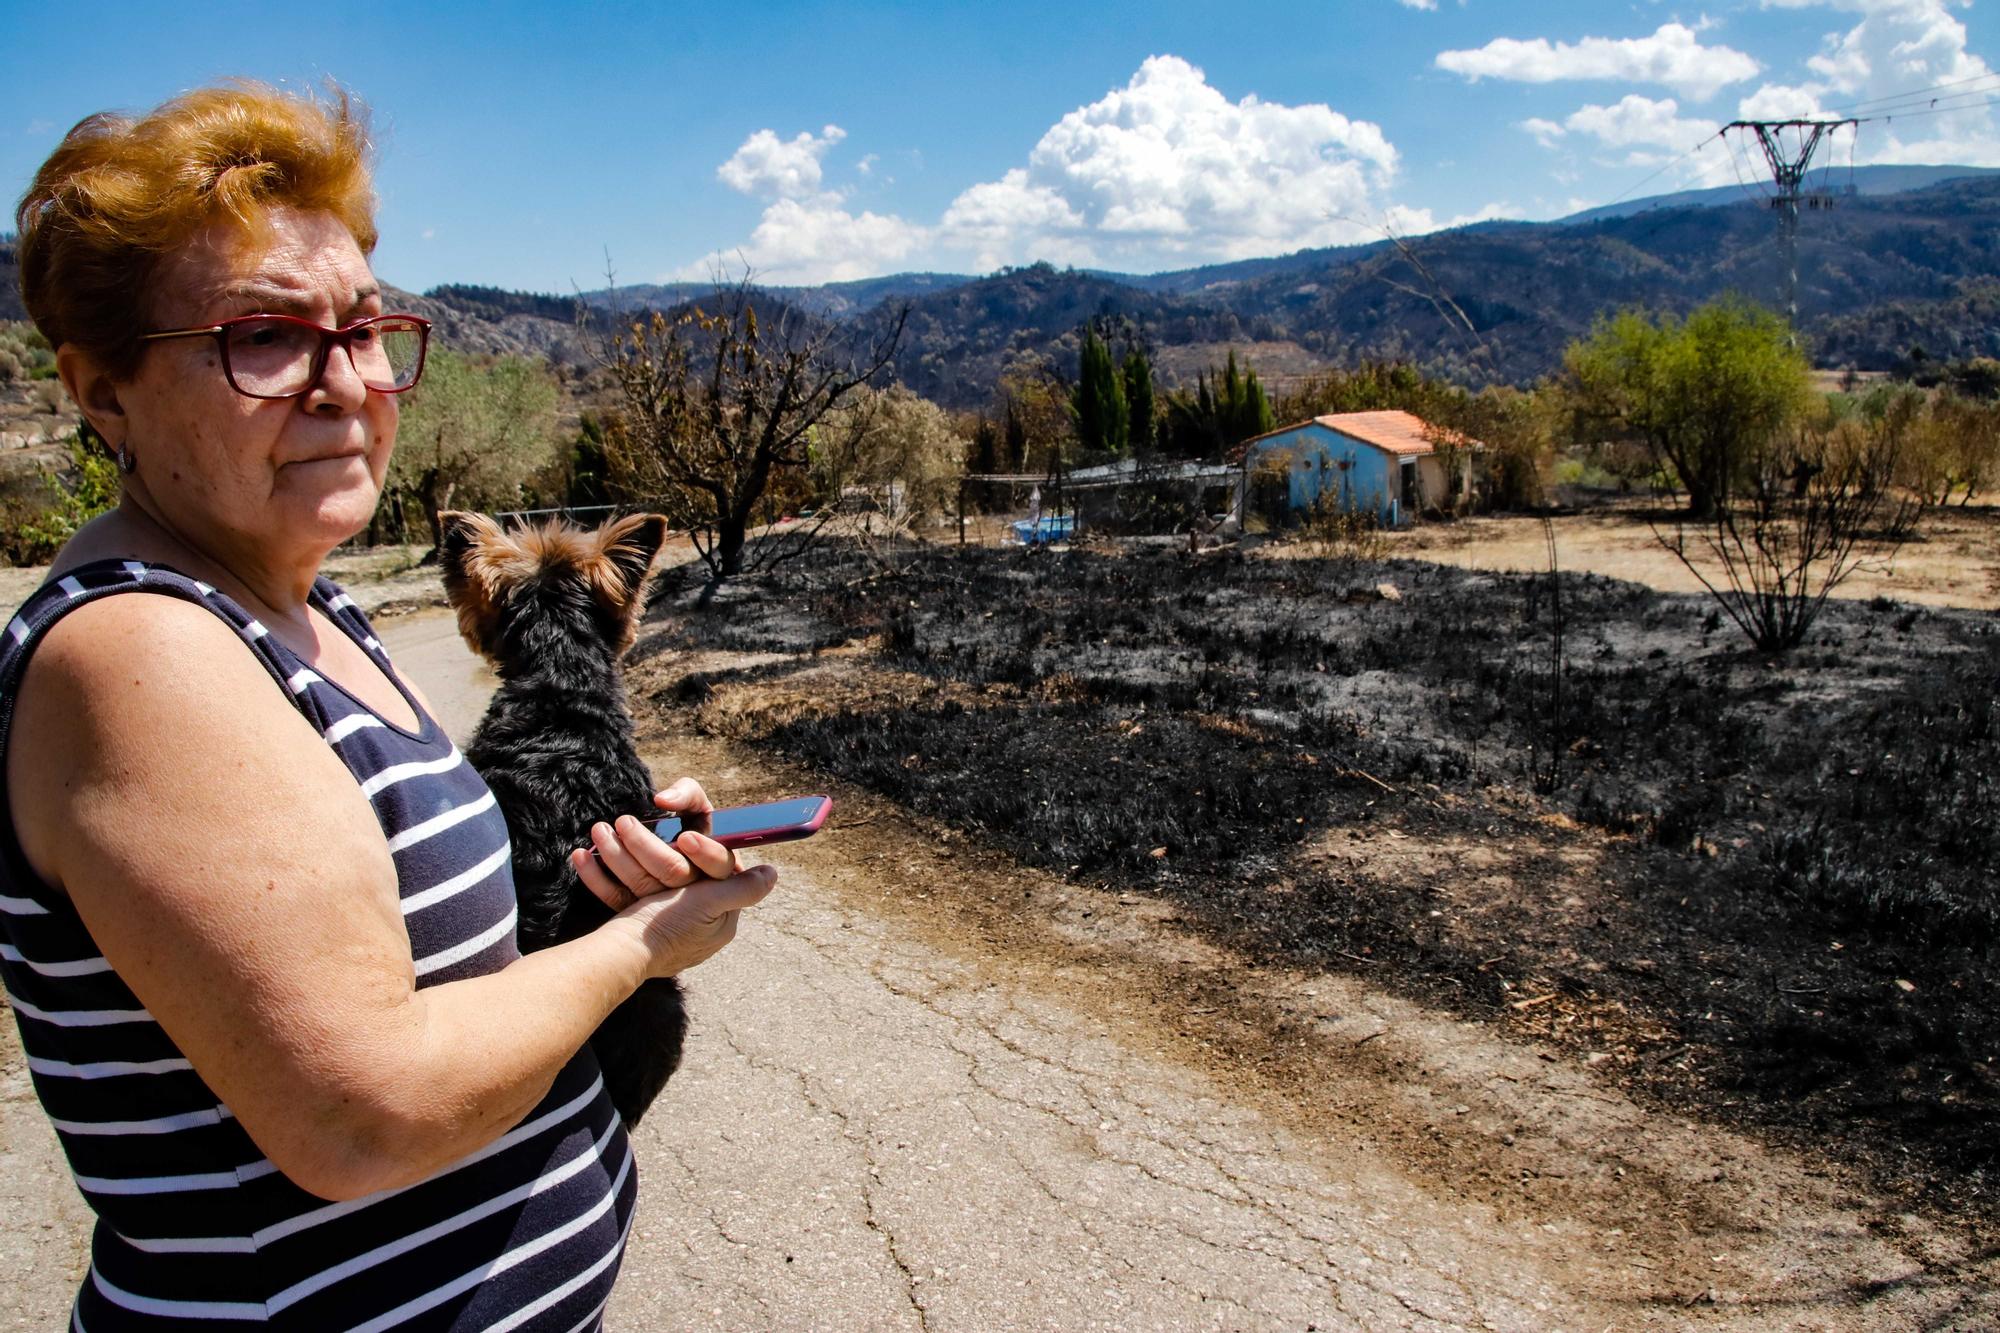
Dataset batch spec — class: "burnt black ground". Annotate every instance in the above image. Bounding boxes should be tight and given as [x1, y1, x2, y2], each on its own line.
[632, 537, 2000, 1226]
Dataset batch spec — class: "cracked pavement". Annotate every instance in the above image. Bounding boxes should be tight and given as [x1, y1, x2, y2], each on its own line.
[604, 870, 1582, 1331]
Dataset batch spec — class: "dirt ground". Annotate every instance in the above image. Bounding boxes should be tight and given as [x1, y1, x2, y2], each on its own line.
[1378, 497, 2000, 613]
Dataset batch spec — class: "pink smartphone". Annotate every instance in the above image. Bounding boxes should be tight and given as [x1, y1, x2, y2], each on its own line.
[610, 795, 834, 851]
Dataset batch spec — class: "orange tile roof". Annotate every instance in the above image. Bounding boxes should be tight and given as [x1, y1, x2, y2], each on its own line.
[1313, 410, 1440, 457]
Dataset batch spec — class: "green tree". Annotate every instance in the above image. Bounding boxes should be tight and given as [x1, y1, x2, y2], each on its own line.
[1161, 350, 1277, 460]
[1215, 349, 1276, 444]
[814, 385, 968, 526]
[1122, 346, 1156, 456]
[560, 413, 614, 511]
[388, 349, 561, 554]
[1564, 299, 1810, 519]
[1071, 326, 1129, 456]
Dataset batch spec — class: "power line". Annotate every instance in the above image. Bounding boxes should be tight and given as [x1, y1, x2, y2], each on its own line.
[1584, 75, 2000, 229]
[1726, 132, 1772, 202]
[1821, 69, 2000, 117]
[1595, 131, 1724, 211]
[1842, 82, 2000, 120]
[1861, 92, 2000, 125]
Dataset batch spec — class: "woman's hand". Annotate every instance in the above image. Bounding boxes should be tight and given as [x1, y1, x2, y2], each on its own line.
[568, 777, 778, 980]
[569, 776, 716, 908]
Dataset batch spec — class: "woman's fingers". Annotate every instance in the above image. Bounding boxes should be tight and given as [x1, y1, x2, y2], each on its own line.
[569, 780, 743, 916]
[672, 828, 740, 882]
[654, 778, 715, 834]
[571, 813, 702, 910]
[612, 815, 696, 885]
[704, 863, 776, 914]
[571, 843, 635, 912]
[589, 819, 656, 893]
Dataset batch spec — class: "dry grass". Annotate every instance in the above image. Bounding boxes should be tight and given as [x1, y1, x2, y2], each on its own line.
[1381, 497, 2000, 612]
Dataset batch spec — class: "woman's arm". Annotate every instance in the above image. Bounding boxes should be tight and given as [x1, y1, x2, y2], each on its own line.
[7, 593, 770, 1201]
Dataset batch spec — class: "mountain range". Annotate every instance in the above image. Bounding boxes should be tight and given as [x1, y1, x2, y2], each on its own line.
[5, 164, 1998, 411]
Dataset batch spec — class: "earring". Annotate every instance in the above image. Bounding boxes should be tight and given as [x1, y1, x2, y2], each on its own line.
[116, 443, 136, 474]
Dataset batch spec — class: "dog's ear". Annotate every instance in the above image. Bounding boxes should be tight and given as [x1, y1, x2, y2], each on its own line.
[438, 511, 489, 584]
[437, 510, 512, 657]
[595, 513, 669, 604]
[589, 513, 669, 656]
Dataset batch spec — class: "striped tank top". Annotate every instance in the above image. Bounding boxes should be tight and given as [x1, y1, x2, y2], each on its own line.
[0, 561, 636, 1330]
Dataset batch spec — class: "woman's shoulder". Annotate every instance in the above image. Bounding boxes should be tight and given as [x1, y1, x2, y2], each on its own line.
[9, 592, 296, 748]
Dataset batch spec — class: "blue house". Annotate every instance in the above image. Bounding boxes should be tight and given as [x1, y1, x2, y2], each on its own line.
[1235, 410, 1477, 527]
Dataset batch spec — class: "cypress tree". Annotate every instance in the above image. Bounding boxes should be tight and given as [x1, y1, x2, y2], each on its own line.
[1004, 401, 1028, 471]
[1241, 367, 1275, 441]
[1072, 327, 1129, 455]
[1123, 347, 1156, 456]
[970, 415, 999, 475]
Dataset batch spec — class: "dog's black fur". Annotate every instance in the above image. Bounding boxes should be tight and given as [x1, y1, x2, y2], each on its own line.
[438, 511, 685, 1128]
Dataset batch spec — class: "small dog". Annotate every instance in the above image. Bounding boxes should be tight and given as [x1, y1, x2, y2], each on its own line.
[439, 510, 685, 1128]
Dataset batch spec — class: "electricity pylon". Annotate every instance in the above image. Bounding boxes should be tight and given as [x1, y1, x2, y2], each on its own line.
[1721, 119, 1858, 328]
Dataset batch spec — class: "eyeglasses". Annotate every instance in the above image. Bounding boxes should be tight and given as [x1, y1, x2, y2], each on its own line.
[138, 313, 431, 400]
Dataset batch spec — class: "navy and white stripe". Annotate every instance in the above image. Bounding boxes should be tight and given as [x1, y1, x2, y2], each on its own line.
[0, 561, 634, 1330]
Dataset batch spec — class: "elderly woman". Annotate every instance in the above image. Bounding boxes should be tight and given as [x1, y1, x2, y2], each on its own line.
[0, 85, 771, 1329]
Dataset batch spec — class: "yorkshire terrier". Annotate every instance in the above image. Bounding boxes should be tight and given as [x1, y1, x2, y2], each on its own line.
[439, 510, 685, 1128]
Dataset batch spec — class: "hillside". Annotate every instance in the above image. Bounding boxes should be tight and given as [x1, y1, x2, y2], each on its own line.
[1558, 162, 2000, 225]
[856, 175, 2000, 400]
[6, 170, 1999, 408]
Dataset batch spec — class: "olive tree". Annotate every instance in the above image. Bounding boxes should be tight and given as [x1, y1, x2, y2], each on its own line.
[387, 349, 560, 554]
[814, 385, 967, 529]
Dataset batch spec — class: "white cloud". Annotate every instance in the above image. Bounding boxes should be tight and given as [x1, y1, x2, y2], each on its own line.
[1737, 0, 2000, 166]
[675, 195, 928, 284]
[716, 125, 848, 199]
[1397, 0, 1438, 9]
[1521, 116, 1567, 148]
[937, 55, 1404, 270]
[1437, 22, 1761, 101]
[1387, 200, 1535, 233]
[1528, 95, 1723, 152]
[690, 124, 932, 282]
[681, 55, 1438, 281]
[1521, 95, 1740, 190]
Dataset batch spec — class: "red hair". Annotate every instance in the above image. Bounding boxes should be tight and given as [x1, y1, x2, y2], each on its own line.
[16, 81, 377, 378]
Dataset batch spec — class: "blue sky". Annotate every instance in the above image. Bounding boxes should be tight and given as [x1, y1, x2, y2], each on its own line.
[4, 0, 1995, 293]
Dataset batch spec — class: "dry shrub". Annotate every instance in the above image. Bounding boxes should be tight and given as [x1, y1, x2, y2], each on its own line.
[682, 662, 1000, 741]
[1037, 670, 1091, 703]
[1297, 494, 1390, 562]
